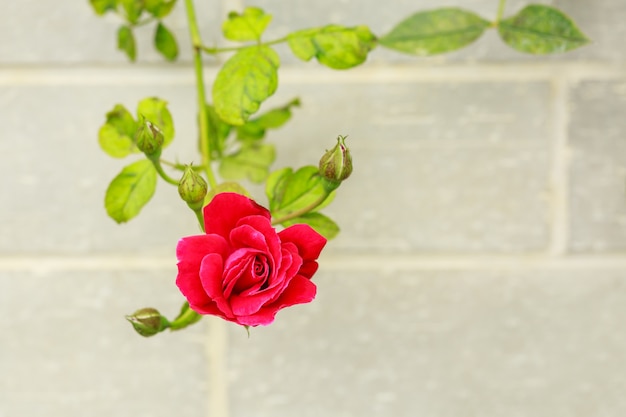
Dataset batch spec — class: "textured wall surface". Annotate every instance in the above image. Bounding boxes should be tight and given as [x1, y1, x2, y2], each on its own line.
[2, 1, 626, 416]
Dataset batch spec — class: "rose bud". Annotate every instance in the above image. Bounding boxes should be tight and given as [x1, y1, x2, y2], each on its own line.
[125, 307, 169, 337]
[178, 166, 208, 210]
[135, 119, 164, 157]
[319, 135, 352, 189]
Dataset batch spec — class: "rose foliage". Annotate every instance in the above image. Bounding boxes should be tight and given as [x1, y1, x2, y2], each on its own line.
[176, 193, 327, 326]
[92, 1, 589, 336]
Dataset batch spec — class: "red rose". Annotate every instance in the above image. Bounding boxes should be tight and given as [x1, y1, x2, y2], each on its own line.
[176, 192, 327, 326]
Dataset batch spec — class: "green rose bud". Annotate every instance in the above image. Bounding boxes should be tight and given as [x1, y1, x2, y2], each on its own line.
[178, 165, 208, 210]
[125, 307, 169, 337]
[135, 119, 165, 157]
[319, 135, 353, 190]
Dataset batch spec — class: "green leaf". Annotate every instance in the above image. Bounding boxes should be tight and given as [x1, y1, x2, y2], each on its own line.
[205, 104, 232, 158]
[136, 97, 175, 147]
[498, 5, 590, 54]
[236, 98, 300, 141]
[277, 167, 321, 211]
[98, 104, 139, 158]
[266, 166, 335, 218]
[154, 22, 179, 61]
[89, 0, 116, 15]
[212, 46, 280, 125]
[119, 0, 143, 24]
[265, 167, 291, 208]
[117, 25, 137, 61]
[379, 8, 490, 56]
[144, 0, 177, 18]
[282, 212, 339, 240]
[218, 144, 275, 183]
[222, 6, 272, 42]
[287, 25, 376, 69]
[105, 159, 157, 223]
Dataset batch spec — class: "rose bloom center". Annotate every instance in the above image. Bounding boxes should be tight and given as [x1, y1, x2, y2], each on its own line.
[231, 253, 271, 294]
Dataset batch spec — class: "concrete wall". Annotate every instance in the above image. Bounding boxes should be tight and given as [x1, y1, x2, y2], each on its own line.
[2, 1, 626, 416]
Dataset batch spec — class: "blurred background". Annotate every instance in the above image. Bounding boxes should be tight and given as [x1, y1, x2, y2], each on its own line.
[2, 0, 626, 416]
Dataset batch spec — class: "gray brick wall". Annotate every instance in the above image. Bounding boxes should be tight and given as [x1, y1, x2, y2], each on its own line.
[2, 1, 626, 416]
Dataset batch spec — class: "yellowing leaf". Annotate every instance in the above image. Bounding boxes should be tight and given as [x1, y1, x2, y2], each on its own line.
[98, 104, 139, 158]
[136, 97, 175, 147]
[288, 25, 376, 69]
[379, 8, 490, 56]
[105, 160, 157, 223]
[212, 46, 280, 125]
[236, 98, 300, 141]
[498, 5, 590, 54]
[218, 144, 275, 183]
[222, 6, 272, 42]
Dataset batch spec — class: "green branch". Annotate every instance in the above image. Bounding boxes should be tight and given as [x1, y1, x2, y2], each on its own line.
[496, 0, 507, 24]
[271, 192, 330, 225]
[160, 159, 206, 171]
[201, 36, 289, 54]
[169, 303, 202, 330]
[184, 0, 218, 190]
[151, 158, 180, 185]
[134, 17, 157, 27]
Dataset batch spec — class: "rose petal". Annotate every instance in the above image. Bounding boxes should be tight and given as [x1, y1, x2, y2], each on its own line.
[270, 275, 317, 309]
[297, 261, 319, 280]
[237, 276, 317, 326]
[236, 254, 271, 296]
[236, 308, 278, 327]
[176, 269, 212, 308]
[231, 215, 282, 278]
[176, 234, 228, 265]
[279, 225, 325, 280]
[276, 242, 303, 286]
[203, 193, 270, 239]
[279, 224, 327, 261]
[200, 253, 234, 318]
[262, 248, 292, 294]
[229, 254, 295, 314]
[229, 267, 292, 315]
[229, 290, 273, 317]
[188, 300, 224, 317]
[230, 222, 271, 253]
[228, 253, 303, 317]
[223, 249, 263, 297]
[176, 234, 228, 307]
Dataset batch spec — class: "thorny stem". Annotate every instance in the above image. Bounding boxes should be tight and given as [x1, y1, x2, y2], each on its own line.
[184, 0, 218, 190]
